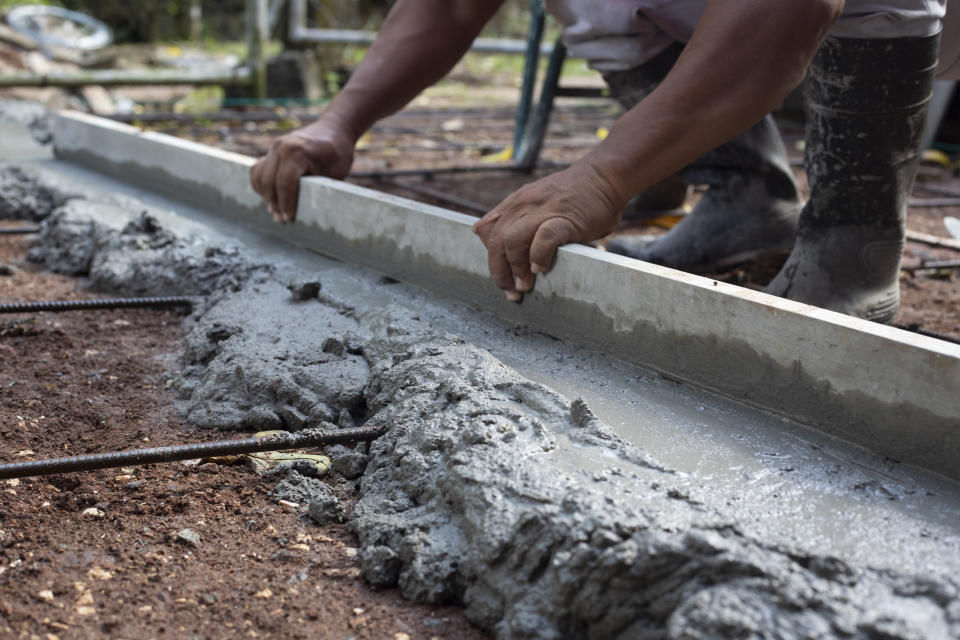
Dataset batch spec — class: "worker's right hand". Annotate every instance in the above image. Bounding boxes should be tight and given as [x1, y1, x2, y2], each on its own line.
[250, 120, 356, 223]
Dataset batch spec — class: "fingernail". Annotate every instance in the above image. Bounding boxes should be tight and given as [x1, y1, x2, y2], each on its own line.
[505, 290, 523, 302]
[514, 276, 531, 293]
[530, 262, 547, 274]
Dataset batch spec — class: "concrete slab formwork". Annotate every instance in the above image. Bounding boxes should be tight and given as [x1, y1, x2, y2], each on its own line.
[51, 111, 960, 482]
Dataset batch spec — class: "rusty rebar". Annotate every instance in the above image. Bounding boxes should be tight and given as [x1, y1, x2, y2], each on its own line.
[0, 296, 199, 314]
[0, 225, 41, 235]
[0, 425, 388, 479]
[901, 259, 960, 274]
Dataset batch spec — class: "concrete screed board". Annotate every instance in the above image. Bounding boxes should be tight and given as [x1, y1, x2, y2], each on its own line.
[50, 111, 960, 482]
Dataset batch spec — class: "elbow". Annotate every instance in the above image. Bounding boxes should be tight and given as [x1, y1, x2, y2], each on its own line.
[816, 0, 845, 28]
[769, 0, 844, 90]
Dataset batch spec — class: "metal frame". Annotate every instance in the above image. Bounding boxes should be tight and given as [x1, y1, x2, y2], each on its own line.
[284, 0, 553, 56]
[0, 0, 269, 96]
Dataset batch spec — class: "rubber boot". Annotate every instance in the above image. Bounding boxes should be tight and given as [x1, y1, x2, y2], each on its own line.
[603, 44, 802, 272]
[765, 34, 939, 323]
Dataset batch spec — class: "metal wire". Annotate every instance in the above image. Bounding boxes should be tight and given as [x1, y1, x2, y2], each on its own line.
[0, 225, 41, 235]
[0, 425, 387, 479]
[0, 296, 199, 314]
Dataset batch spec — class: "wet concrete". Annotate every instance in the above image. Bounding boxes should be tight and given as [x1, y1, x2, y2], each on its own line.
[2, 120, 960, 638]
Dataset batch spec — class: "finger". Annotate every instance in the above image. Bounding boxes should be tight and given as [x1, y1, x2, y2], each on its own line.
[486, 226, 520, 297]
[276, 159, 306, 222]
[529, 217, 574, 274]
[252, 158, 281, 222]
[503, 218, 543, 293]
[257, 152, 280, 216]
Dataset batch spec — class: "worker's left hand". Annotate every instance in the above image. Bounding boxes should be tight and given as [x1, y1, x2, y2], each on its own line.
[472, 162, 625, 300]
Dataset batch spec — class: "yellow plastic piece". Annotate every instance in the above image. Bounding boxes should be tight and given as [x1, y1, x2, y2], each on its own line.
[922, 149, 953, 168]
[481, 145, 514, 163]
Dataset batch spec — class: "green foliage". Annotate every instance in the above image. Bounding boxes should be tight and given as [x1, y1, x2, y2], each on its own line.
[0, 0, 63, 11]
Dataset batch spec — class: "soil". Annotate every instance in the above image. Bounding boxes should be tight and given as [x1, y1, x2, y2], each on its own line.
[0, 223, 487, 639]
[159, 101, 959, 342]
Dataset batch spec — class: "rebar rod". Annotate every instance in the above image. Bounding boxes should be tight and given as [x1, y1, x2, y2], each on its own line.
[0, 225, 41, 235]
[0, 296, 199, 314]
[893, 323, 960, 346]
[0, 425, 387, 480]
[902, 259, 960, 273]
[385, 179, 490, 215]
[908, 197, 960, 208]
[350, 159, 569, 180]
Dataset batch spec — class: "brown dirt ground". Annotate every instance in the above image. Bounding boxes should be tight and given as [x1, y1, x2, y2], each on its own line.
[166, 103, 958, 342]
[0, 224, 488, 639]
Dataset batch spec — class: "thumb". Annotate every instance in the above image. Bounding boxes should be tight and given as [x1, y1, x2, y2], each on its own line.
[529, 217, 575, 274]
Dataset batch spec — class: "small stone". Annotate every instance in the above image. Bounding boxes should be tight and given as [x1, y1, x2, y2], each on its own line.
[37, 589, 54, 602]
[255, 588, 273, 599]
[81, 507, 104, 518]
[287, 280, 322, 301]
[176, 528, 201, 548]
[321, 336, 345, 357]
[570, 397, 597, 428]
[87, 567, 113, 581]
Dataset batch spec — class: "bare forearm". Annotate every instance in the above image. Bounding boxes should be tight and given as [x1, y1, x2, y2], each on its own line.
[587, 0, 843, 208]
[313, 0, 505, 143]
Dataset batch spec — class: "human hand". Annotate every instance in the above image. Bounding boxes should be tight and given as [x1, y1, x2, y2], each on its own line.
[250, 120, 356, 222]
[472, 162, 625, 300]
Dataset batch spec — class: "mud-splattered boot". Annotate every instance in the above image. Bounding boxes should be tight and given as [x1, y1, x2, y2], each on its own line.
[765, 34, 940, 323]
[603, 44, 802, 272]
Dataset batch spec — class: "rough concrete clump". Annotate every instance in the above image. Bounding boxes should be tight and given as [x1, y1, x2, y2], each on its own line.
[0, 163, 75, 221]
[307, 490, 346, 526]
[0, 99, 53, 144]
[325, 444, 369, 480]
[270, 470, 345, 525]
[21, 172, 960, 639]
[287, 279, 322, 301]
[348, 307, 960, 639]
[178, 284, 369, 432]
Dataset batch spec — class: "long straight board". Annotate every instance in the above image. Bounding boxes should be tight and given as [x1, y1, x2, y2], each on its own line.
[53, 111, 960, 480]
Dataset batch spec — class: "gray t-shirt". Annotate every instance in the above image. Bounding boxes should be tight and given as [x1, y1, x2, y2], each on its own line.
[546, 0, 950, 73]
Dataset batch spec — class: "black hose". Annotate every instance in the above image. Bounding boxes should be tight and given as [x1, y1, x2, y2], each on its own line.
[0, 425, 388, 479]
[0, 296, 199, 314]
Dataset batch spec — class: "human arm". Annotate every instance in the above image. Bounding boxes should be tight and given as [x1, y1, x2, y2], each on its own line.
[250, 0, 506, 221]
[473, 0, 843, 298]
